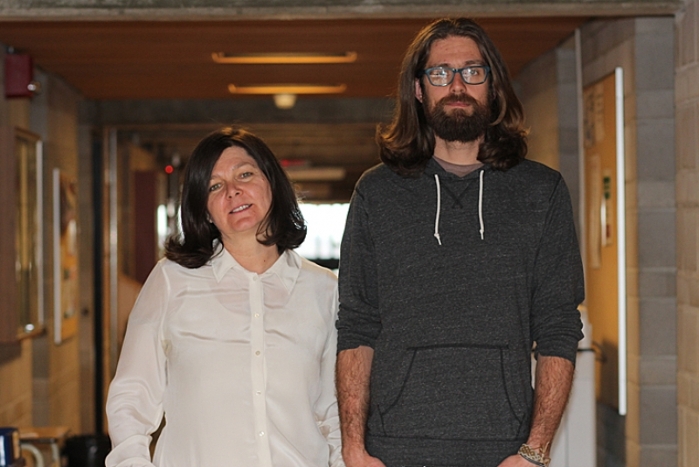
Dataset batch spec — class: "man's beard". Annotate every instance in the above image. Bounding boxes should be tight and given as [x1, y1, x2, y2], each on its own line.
[425, 94, 491, 143]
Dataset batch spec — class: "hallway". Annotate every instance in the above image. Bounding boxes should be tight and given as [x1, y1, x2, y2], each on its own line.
[0, 1, 695, 466]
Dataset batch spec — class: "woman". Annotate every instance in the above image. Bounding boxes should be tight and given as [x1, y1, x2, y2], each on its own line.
[105, 127, 344, 467]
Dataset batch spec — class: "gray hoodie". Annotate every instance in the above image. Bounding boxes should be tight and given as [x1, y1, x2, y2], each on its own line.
[337, 157, 584, 467]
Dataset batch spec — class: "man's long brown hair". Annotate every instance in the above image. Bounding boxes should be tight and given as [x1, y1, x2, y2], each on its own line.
[377, 18, 528, 177]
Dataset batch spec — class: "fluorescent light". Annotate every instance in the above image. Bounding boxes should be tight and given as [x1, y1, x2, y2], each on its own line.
[212, 51, 357, 64]
[286, 167, 346, 181]
[228, 84, 346, 95]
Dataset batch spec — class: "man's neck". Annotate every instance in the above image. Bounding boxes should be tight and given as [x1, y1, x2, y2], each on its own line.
[433, 135, 482, 165]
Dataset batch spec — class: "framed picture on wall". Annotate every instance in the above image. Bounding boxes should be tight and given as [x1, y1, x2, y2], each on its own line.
[53, 168, 78, 344]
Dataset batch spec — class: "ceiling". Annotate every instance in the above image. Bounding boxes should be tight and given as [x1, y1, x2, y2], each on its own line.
[0, 18, 589, 100]
[0, 17, 590, 200]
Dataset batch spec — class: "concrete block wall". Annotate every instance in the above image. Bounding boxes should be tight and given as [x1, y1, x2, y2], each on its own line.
[581, 16, 677, 467]
[30, 70, 84, 431]
[633, 16, 677, 467]
[581, 19, 636, 467]
[0, 47, 35, 428]
[518, 46, 561, 170]
[518, 26, 636, 467]
[556, 40, 582, 231]
[0, 44, 85, 434]
[517, 36, 580, 233]
[676, 0, 699, 466]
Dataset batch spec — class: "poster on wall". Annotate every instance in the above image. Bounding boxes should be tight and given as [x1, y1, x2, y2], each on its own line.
[582, 68, 627, 415]
[53, 168, 78, 344]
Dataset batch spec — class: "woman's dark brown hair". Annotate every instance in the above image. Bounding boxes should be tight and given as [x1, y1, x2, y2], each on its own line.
[165, 127, 306, 268]
[377, 18, 528, 177]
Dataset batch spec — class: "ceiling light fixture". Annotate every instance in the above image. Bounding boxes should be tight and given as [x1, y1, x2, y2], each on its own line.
[285, 167, 347, 182]
[212, 51, 357, 64]
[228, 84, 347, 95]
[273, 93, 297, 109]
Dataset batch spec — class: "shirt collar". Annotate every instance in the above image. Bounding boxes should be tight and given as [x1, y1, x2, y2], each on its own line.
[210, 243, 301, 294]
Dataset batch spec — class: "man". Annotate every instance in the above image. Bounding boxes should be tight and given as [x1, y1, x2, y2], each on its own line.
[336, 18, 584, 467]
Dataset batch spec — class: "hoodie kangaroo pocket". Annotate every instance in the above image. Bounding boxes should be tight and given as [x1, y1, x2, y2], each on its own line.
[376, 344, 526, 440]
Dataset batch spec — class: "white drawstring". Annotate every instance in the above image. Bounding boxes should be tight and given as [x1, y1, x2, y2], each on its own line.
[478, 169, 485, 240]
[433, 174, 442, 245]
[434, 170, 485, 244]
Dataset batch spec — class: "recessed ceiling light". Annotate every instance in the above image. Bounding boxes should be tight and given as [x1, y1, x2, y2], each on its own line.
[228, 84, 347, 95]
[212, 52, 357, 64]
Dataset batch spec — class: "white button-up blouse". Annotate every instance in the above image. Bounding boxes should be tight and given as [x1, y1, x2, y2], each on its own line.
[105, 248, 344, 467]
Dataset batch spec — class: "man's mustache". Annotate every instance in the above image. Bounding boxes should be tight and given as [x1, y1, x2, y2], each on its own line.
[438, 94, 479, 106]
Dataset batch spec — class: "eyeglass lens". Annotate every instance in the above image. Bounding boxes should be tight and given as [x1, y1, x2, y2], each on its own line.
[424, 66, 489, 86]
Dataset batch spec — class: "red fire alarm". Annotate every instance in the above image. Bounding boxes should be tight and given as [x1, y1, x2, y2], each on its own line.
[4, 53, 34, 98]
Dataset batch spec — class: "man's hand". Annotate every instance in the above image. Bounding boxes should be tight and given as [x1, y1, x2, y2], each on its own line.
[342, 448, 387, 467]
[499, 355, 572, 467]
[337, 346, 381, 467]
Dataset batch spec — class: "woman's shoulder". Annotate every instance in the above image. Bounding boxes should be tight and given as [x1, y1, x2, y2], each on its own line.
[292, 253, 338, 318]
[289, 251, 337, 284]
[300, 255, 337, 280]
[157, 255, 199, 274]
[147, 256, 213, 284]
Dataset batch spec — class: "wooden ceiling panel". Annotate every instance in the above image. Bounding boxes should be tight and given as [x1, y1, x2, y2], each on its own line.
[0, 17, 588, 100]
[0, 17, 589, 200]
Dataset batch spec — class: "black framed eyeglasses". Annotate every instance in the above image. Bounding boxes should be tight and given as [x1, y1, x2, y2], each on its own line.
[423, 65, 491, 86]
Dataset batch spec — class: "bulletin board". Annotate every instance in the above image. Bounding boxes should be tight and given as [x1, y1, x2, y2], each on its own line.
[582, 68, 627, 414]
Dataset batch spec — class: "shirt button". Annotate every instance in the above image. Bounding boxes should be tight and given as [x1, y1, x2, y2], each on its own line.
[252, 275, 258, 281]
[256, 390, 262, 395]
[255, 350, 261, 356]
[258, 431, 265, 437]
[254, 313, 260, 318]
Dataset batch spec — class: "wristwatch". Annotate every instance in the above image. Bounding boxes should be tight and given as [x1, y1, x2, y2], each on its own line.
[517, 443, 550, 467]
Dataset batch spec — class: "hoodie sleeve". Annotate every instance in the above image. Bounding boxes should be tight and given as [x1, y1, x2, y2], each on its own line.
[337, 186, 382, 352]
[530, 175, 585, 363]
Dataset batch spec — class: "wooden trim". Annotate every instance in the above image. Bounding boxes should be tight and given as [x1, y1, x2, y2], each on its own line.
[0, 126, 19, 343]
